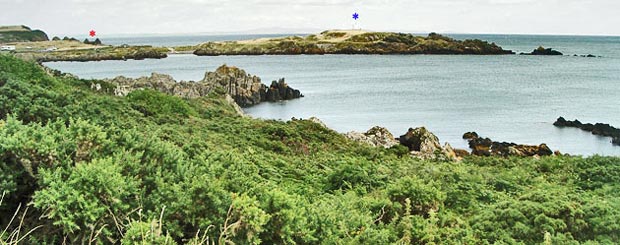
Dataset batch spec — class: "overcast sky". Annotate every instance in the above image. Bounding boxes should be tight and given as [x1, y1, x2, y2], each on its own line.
[1, 0, 619, 37]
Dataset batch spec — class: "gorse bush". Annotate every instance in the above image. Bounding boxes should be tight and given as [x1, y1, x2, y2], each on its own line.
[1, 54, 620, 244]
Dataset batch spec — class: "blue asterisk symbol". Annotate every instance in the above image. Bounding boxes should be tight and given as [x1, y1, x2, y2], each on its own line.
[353, 13, 359, 20]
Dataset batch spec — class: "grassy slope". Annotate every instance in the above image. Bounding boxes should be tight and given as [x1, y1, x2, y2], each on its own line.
[0, 54, 619, 244]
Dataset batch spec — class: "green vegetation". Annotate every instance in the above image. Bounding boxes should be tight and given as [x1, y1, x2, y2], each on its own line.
[1, 54, 620, 244]
[0, 25, 49, 43]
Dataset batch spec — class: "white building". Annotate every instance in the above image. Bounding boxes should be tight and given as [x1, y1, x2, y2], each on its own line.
[0, 45, 16, 51]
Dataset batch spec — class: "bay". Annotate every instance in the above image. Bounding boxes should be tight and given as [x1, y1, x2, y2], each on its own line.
[45, 34, 620, 156]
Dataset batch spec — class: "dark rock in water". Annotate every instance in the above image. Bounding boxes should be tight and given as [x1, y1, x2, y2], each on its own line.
[464, 134, 553, 157]
[463, 132, 479, 140]
[525, 46, 563, 55]
[554, 117, 620, 146]
[264, 78, 303, 102]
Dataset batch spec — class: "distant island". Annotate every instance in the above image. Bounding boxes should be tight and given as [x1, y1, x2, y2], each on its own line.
[193, 30, 515, 56]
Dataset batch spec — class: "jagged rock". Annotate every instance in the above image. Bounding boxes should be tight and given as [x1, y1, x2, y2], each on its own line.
[201, 65, 266, 106]
[264, 78, 303, 102]
[103, 65, 303, 108]
[554, 117, 620, 147]
[346, 126, 399, 148]
[464, 134, 553, 157]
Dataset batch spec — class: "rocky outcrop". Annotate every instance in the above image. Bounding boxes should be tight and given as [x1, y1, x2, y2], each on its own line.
[463, 132, 554, 157]
[522, 46, 563, 55]
[201, 65, 266, 106]
[265, 79, 303, 102]
[345, 126, 399, 148]
[398, 127, 458, 160]
[554, 117, 620, 146]
[101, 65, 302, 108]
[201, 65, 303, 106]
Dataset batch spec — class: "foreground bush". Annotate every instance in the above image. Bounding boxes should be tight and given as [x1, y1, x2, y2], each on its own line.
[0, 54, 619, 244]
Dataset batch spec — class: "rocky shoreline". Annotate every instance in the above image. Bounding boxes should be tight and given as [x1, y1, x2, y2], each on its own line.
[341, 124, 557, 161]
[554, 117, 620, 146]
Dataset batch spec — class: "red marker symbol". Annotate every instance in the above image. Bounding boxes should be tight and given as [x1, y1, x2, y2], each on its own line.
[89, 30, 96, 37]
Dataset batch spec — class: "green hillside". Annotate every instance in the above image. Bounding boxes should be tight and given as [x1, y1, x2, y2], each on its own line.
[0, 54, 619, 244]
[0, 25, 49, 43]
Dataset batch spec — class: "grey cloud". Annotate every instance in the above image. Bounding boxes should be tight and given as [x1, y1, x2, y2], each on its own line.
[0, 0, 618, 36]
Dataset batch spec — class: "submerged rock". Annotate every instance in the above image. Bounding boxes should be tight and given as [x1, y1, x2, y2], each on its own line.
[554, 117, 620, 146]
[463, 132, 554, 157]
[523, 46, 563, 55]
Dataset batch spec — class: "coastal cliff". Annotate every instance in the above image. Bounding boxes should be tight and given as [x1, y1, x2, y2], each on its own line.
[194, 30, 514, 56]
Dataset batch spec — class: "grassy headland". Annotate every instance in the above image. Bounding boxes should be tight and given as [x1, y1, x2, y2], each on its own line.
[0, 25, 48, 43]
[194, 30, 515, 56]
[1, 54, 619, 244]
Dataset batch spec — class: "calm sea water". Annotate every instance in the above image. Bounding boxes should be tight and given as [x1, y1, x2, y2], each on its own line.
[45, 34, 620, 156]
